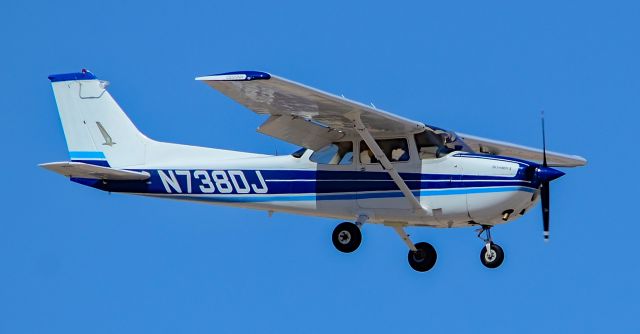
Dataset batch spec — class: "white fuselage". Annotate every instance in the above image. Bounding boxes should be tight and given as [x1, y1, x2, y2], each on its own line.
[79, 149, 540, 228]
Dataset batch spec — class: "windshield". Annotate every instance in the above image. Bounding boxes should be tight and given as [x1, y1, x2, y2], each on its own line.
[291, 147, 307, 158]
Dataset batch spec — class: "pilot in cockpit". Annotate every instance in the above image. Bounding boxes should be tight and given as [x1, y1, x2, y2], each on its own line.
[391, 142, 409, 162]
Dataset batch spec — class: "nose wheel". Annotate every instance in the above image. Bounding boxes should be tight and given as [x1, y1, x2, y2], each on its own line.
[480, 243, 504, 268]
[332, 222, 362, 253]
[477, 226, 505, 269]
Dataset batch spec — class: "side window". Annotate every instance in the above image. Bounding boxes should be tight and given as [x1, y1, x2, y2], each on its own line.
[414, 131, 453, 159]
[310, 142, 353, 165]
[360, 138, 410, 164]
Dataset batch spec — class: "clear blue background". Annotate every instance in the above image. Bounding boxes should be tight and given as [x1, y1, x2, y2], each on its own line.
[0, 1, 637, 333]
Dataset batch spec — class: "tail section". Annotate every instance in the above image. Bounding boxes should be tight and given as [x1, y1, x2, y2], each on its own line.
[49, 70, 148, 168]
[46, 70, 269, 174]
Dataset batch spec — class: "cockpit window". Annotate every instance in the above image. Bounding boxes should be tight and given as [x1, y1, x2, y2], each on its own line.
[291, 147, 307, 158]
[310, 142, 353, 165]
[414, 131, 454, 159]
[360, 138, 410, 164]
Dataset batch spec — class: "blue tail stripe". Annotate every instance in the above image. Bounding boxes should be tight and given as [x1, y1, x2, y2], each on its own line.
[71, 159, 111, 167]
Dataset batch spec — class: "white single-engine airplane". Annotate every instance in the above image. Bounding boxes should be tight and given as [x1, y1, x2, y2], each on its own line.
[42, 70, 586, 272]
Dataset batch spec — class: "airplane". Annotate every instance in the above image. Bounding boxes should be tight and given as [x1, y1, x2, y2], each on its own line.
[41, 69, 586, 272]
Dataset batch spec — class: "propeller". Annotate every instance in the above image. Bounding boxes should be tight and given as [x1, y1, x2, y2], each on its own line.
[536, 112, 564, 241]
[541, 113, 550, 240]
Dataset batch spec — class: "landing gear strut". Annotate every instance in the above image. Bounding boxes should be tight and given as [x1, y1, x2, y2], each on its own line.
[390, 224, 437, 272]
[332, 222, 362, 253]
[477, 225, 505, 269]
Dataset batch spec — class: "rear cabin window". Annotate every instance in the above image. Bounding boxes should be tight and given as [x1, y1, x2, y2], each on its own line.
[360, 138, 410, 164]
[310, 142, 353, 165]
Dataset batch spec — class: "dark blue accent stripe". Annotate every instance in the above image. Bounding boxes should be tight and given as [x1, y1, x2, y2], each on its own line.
[48, 71, 97, 82]
[71, 159, 111, 167]
[209, 71, 270, 81]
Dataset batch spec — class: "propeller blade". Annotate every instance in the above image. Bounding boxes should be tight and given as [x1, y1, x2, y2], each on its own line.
[541, 111, 550, 241]
[541, 181, 550, 240]
[541, 111, 547, 167]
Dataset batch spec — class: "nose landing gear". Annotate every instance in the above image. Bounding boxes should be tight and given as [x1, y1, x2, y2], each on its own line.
[477, 226, 505, 269]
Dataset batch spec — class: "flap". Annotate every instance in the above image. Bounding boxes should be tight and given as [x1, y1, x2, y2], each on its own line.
[257, 115, 346, 150]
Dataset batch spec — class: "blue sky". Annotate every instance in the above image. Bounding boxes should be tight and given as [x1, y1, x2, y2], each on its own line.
[0, 1, 638, 332]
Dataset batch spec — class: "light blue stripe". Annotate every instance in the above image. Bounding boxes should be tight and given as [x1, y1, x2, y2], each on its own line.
[463, 186, 535, 195]
[159, 186, 535, 203]
[69, 151, 106, 159]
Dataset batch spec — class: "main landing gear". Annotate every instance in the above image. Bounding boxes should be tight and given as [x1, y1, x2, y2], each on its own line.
[331, 219, 438, 272]
[332, 222, 362, 253]
[407, 242, 437, 272]
[388, 224, 437, 272]
[477, 225, 505, 269]
[331, 221, 504, 271]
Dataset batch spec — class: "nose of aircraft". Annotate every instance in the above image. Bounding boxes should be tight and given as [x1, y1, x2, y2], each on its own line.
[535, 166, 565, 183]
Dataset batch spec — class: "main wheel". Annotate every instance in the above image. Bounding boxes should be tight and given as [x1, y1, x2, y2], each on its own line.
[480, 243, 504, 268]
[407, 242, 437, 272]
[332, 222, 362, 253]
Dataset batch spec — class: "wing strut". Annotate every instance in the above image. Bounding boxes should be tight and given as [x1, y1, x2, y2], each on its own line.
[352, 117, 429, 214]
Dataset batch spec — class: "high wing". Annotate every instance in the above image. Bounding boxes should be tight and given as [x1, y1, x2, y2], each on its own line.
[457, 133, 586, 167]
[196, 71, 586, 167]
[196, 71, 426, 150]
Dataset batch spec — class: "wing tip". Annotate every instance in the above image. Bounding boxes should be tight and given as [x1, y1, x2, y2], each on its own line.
[572, 155, 588, 166]
[195, 71, 271, 82]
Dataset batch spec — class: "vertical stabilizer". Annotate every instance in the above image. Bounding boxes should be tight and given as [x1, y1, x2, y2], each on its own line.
[48, 70, 148, 168]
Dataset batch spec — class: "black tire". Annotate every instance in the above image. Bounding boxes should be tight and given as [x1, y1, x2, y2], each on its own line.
[332, 222, 362, 253]
[480, 243, 504, 269]
[407, 242, 437, 272]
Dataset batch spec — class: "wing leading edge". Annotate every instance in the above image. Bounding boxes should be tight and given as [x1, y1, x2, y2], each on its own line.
[196, 71, 425, 150]
[456, 133, 586, 167]
[197, 71, 586, 167]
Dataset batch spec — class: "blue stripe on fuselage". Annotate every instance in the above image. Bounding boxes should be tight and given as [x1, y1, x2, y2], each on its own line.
[72, 168, 536, 196]
[146, 186, 535, 204]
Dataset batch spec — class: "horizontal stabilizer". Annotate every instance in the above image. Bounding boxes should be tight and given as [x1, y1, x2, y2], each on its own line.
[40, 162, 150, 180]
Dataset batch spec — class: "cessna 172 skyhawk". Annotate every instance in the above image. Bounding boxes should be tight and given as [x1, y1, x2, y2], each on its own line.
[41, 70, 586, 272]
